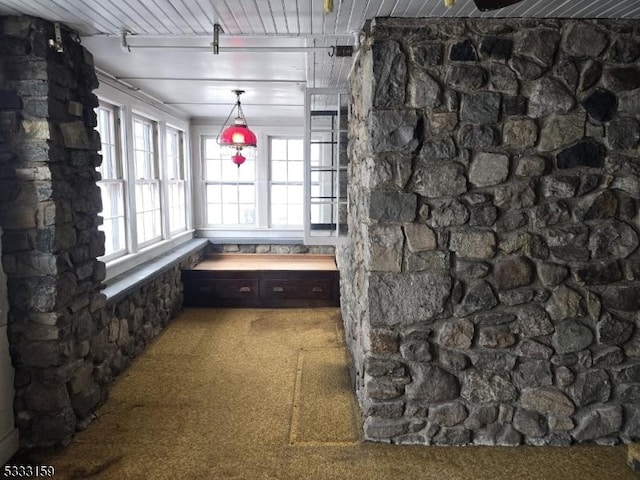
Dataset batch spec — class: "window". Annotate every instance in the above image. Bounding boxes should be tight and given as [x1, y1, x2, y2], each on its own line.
[304, 89, 349, 244]
[199, 131, 307, 234]
[133, 115, 162, 245]
[203, 137, 256, 226]
[166, 127, 187, 233]
[270, 138, 304, 226]
[96, 103, 127, 260]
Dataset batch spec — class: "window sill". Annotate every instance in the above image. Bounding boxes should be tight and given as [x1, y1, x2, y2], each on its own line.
[195, 228, 304, 244]
[102, 237, 209, 304]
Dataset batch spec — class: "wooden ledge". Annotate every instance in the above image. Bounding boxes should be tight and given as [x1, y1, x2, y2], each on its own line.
[191, 253, 338, 272]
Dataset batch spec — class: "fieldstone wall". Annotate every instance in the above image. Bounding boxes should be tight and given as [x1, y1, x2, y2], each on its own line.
[97, 251, 203, 392]
[0, 16, 204, 448]
[210, 243, 335, 255]
[340, 17, 640, 446]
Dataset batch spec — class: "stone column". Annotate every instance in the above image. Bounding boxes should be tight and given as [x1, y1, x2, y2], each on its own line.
[0, 16, 106, 446]
[342, 17, 640, 446]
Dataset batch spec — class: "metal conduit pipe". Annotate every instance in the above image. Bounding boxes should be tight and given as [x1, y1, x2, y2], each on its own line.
[120, 45, 334, 53]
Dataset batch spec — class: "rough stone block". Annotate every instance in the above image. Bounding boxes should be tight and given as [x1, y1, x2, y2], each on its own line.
[369, 272, 451, 327]
[519, 387, 575, 416]
[403, 223, 436, 252]
[514, 28, 560, 67]
[538, 114, 585, 152]
[449, 231, 496, 259]
[493, 256, 534, 290]
[461, 92, 501, 124]
[410, 161, 467, 198]
[503, 118, 537, 148]
[437, 319, 474, 349]
[461, 370, 517, 403]
[572, 405, 622, 442]
[366, 225, 404, 272]
[469, 152, 509, 187]
[372, 40, 406, 107]
[406, 364, 460, 402]
[368, 191, 417, 223]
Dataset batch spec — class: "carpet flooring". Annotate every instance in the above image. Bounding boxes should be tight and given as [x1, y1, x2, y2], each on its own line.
[15, 308, 637, 479]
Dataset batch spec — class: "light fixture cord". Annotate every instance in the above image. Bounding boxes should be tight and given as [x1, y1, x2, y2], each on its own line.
[215, 97, 240, 145]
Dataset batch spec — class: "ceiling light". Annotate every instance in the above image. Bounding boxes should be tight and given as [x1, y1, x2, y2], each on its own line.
[445, 0, 456, 7]
[217, 90, 257, 167]
[324, 0, 333, 14]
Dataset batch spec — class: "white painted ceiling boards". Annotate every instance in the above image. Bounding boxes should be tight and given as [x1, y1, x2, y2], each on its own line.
[0, 0, 639, 122]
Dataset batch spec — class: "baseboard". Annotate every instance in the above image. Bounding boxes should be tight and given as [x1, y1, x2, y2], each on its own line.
[0, 429, 19, 466]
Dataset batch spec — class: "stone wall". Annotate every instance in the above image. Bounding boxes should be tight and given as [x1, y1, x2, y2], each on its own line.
[96, 251, 203, 401]
[209, 243, 335, 255]
[340, 17, 640, 446]
[0, 16, 204, 448]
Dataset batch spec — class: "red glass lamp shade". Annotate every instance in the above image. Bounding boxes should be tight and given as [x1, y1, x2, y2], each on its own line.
[219, 119, 257, 149]
[217, 90, 257, 167]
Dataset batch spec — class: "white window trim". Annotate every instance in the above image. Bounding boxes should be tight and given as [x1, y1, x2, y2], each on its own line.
[166, 126, 188, 235]
[96, 77, 194, 282]
[96, 102, 128, 262]
[192, 124, 304, 240]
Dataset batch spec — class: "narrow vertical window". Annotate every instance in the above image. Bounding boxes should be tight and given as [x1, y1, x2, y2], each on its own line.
[166, 127, 187, 233]
[96, 103, 127, 259]
[133, 115, 162, 245]
[203, 137, 256, 226]
[270, 138, 304, 227]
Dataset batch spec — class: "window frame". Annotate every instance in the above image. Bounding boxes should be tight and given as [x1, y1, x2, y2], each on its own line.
[166, 125, 188, 234]
[201, 135, 257, 228]
[95, 76, 194, 283]
[132, 114, 163, 248]
[193, 124, 306, 240]
[96, 102, 128, 262]
[269, 136, 304, 228]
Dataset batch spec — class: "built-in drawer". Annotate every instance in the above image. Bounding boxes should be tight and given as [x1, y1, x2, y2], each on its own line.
[262, 278, 333, 300]
[182, 268, 339, 308]
[184, 276, 259, 307]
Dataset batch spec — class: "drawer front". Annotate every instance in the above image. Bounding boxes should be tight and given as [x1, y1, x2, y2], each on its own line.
[261, 278, 333, 301]
[184, 277, 259, 307]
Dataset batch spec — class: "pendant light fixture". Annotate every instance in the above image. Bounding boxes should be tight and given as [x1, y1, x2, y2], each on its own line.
[217, 89, 257, 167]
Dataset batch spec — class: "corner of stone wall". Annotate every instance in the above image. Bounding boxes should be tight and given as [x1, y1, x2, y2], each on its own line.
[344, 17, 640, 446]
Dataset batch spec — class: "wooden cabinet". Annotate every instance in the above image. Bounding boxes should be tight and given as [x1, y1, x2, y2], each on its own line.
[182, 254, 340, 308]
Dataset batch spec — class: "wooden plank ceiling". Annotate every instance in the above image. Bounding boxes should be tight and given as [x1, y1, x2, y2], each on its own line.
[0, 0, 638, 121]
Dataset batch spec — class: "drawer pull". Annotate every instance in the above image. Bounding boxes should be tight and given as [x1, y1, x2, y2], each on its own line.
[272, 286, 284, 293]
[311, 286, 324, 293]
[238, 286, 252, 293]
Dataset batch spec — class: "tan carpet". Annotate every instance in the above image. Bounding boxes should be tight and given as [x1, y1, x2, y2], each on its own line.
[15, 308, 636, 480]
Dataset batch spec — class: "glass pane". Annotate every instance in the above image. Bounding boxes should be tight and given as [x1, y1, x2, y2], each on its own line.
[239, 205, 254, 224]
[207, 204, 222, 225]
[223, 205, 239, 225]
[288, 139, 303, 160]
[271, 138, 287, 160]
[288, 161, 303, 182]
[237, 159, 255, 182]
[204, 137, 219, 158]
[288, 185, 303, 202]
[238, 185, 254, 203]
[221, 159, 239, 181]
[288, 205, 303, 226]
[271, 185, 287, 204]
[271, 161, 287, 182]
[206, 159, 221, 180]
[206, 184, 222, 203]
[221, 184, 237, 200]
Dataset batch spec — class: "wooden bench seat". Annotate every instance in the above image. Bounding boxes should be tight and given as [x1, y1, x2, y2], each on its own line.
[181, 254, 340, 308]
